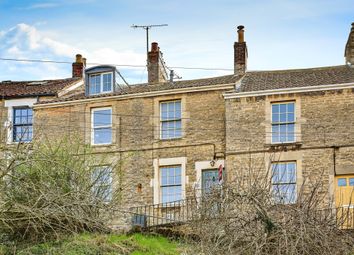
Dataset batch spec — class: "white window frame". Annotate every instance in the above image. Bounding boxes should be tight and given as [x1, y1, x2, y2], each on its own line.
[91, 107, 112, 145]
[4, 98, 37, 144]
[152, 157, 187, 204]
[159, 100, 182, 140]
[88, 72, 113, 95]
[160, 165, 182, 204]
[271, 101, 296, 144]
[271, 161, 297, 204]
[91, 165, 113, 202]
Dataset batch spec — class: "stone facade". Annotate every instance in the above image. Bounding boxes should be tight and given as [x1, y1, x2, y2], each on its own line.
[225, 88, 354, 204]
[34, 86, 233, 227]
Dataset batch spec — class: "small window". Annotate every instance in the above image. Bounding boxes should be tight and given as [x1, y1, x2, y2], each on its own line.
[13, 107, 33, 142]
[88, 72, 113, 95]
[272, 162, 296, 204]
[160, 100, 182, 139]
[92, 166, 113, 202]
[91, 108, 112, 145]
[271, 102, 295, 143]
[160, 165, 182, 203]
[338, 178, 347, 187]
[349, 178, 354, 186]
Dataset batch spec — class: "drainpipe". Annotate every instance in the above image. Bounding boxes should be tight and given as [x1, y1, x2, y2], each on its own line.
[332, 146, 338, 176]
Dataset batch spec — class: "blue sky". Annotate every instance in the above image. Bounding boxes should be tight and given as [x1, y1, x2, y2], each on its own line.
[0, 0, 353, 83]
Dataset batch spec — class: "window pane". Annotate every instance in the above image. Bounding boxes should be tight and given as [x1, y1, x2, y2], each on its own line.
[273, 184, 296, 204]
[14, 108, 32, 125]
[279, 104, 287, 113]
[287, 124, 295, 142]
[89, 75, 101, 94]
[161, 186, 182, 203]
[103, 73, 112, 92]
[349, 178, 354, 186]
[279, 124, 287, 142]
[272, 164, 279, 183]
[92, 167, 112, 201]
[175, 120, 182, 138]
[160, 101, 181, 121]
[287, 163, 296, 182]
[338, 178, 347, 187]
[272, 104, 279, 114]
[93, 109, 111, 127]
[272, 125, 279, 143]
[160, 166, 182, 203]
[287, 103, 295, 113]
[13, 107, 33, 142]
[161, 110, 168, 121]
[272, 112, 279, 123]
[271, 102, 295, 143]
[288, 113, 295, 122]
[279, 113, 287, 122]
[272, 162, 296, 204]
[160, 101, 182, 139]
[94, 128, 112, 144]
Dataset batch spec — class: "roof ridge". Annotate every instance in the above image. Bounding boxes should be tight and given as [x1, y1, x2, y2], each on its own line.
[130, 73, 238, 87]
[246, 65, 349, 74]
[0, 77, 79, 84]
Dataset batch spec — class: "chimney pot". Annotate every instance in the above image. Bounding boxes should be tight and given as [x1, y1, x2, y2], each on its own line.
[75, 54, 83, 63]
[72, 54, 85, 78]
[151, 42, 159, 52]
[237, 25, 245, 43]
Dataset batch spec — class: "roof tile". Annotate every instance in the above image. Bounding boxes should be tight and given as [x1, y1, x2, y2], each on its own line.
[0, 77, 81, 98]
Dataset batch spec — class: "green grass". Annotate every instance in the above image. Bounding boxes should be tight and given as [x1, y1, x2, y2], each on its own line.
[0, 233, 186, 255]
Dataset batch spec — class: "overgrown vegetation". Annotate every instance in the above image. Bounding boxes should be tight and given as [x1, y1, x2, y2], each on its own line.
[0, 137, 123, 242]
[0, 233, 184, 255]
[189, 156, 354, 255]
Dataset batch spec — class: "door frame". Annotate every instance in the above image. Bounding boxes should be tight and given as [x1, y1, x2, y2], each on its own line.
[195, 160, 224, 199]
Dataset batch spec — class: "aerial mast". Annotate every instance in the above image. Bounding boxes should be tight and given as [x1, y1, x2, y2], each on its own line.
[131, 24, 168, 66]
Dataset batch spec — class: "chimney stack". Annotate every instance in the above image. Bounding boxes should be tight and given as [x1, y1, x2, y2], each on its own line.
[148, 42, 168, 84]
[72, 54, 85, 78]
[345, 23, 354, 66]
[234, 25, 248, 76]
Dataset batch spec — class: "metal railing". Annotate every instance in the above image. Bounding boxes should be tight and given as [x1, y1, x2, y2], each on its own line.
[130, 196, 198, 228]
[129, 196, 354, 230]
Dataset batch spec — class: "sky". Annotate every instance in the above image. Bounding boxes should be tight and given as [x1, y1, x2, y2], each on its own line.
[0, 0, 353, 83]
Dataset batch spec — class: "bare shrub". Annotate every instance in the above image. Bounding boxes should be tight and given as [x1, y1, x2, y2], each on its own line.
[0, 137, 123, 241]
[189, 156, 354, 255]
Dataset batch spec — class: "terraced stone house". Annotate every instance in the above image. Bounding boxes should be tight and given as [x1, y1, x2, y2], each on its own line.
[224, 23, 354, 211]
[1, 23, 354, 228]
[32, 29, 247, 227]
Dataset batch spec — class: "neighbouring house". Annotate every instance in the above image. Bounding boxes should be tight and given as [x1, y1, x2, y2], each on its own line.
[224, 23, 354, 210]
[0, 55, 84, 145]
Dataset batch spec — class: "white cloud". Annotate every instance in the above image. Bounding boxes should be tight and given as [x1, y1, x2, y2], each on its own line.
[0, 23, 146, 81]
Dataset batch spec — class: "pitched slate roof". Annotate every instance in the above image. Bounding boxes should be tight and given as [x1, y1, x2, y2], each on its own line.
[0, 77, 81, 98]
[238, 65, 354, 92]
[38, 74, 242, 104]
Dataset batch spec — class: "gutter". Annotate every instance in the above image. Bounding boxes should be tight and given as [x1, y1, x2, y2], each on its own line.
[34, 83, 236, 109]
[223, 82, 354, 99]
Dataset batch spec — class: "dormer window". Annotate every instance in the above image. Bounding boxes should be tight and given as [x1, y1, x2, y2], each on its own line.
[88, 72, 113, 95]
